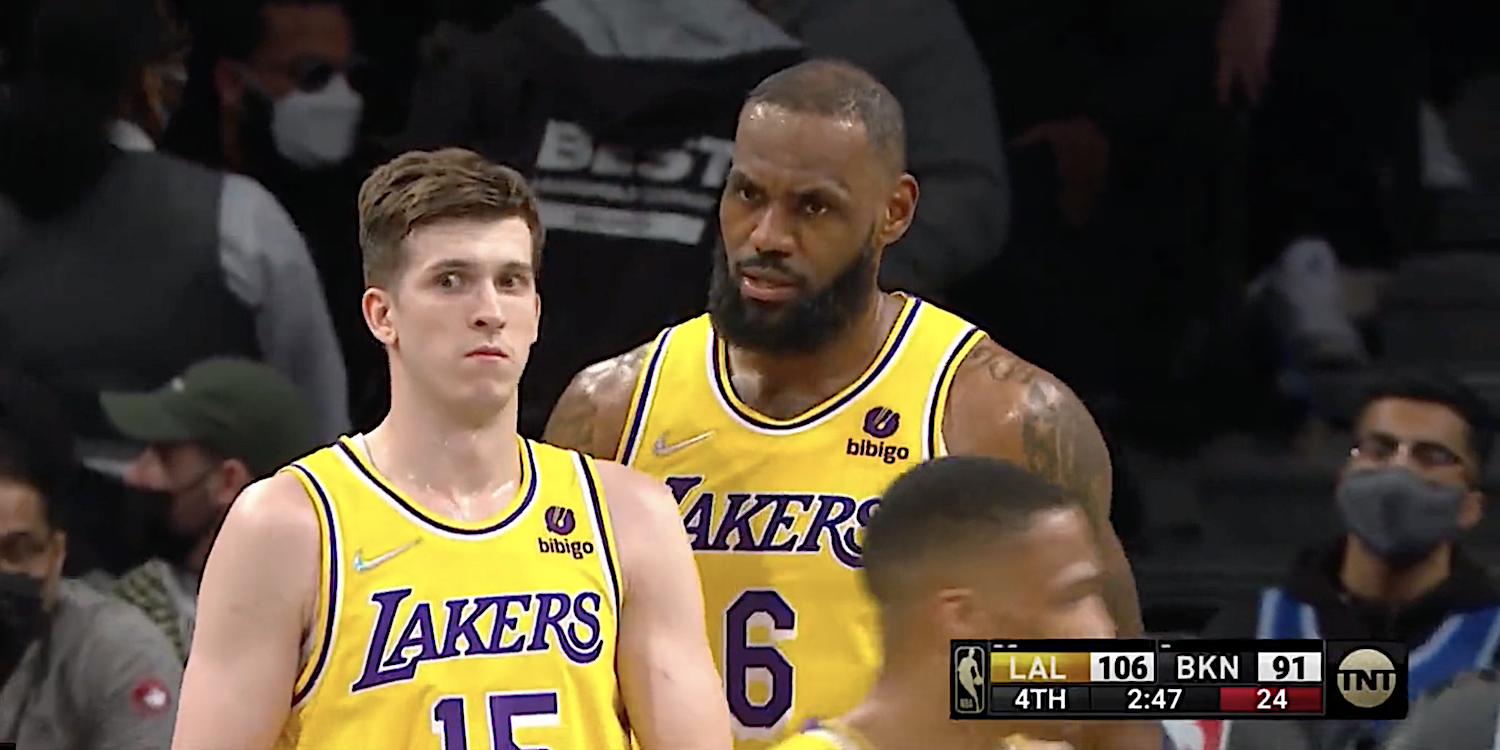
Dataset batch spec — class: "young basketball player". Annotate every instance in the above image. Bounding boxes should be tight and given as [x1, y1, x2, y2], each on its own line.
[543, 60, 1154, 749]
[770, 456, 1122, 750]
[172, 149, 731, 750]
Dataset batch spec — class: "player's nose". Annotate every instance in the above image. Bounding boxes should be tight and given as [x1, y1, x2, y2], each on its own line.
[469, 285, 508, 329]
[746, 202, 797, 255]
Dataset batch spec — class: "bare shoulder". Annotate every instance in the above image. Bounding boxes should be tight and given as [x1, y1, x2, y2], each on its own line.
[202, 472, 321, 614]
[542, 339, 656, 459]
[589, 459, 680, 539]
[942, 337, 1113, 520]
[589, 458, 691, 587]
[221, 471, 321, 545]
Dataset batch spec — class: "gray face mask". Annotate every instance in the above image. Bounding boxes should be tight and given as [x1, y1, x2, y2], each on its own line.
[1335, 466, 1466, 563]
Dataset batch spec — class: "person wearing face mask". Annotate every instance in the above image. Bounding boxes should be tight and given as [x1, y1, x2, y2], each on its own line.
[772, 456, 1142, 750]
[163, 0, 384, 432]
[100, 358, 318, 663]
[0, 0, 349, 459]
[1195, 369, 1498, 750]
[0, 404, 183, 749]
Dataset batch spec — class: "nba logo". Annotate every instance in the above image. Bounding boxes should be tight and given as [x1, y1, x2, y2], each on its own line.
[952, 643, 987, 716]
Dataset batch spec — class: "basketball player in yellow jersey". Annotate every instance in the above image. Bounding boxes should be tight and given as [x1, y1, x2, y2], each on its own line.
[171, 149, 732, 750]
[544, 60, 1158, 750]
[772, 457, 1118, 750]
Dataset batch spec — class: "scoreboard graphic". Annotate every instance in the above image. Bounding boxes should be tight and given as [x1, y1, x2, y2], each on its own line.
[950, 639, 1408, 721]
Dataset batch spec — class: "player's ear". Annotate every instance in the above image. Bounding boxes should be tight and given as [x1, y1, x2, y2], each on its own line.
[363, 286, 397, 346]
[931, 587, 985, 639]
[875, 172, 918, 249]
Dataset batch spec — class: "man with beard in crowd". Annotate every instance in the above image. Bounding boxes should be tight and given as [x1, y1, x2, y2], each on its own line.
[544, 59, 1154, 750]
[1204, 370, 1500, 749]
[101, 358, 317, 662]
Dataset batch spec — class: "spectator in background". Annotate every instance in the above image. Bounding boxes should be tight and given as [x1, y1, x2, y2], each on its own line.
[749, 0, 1009, 299]
[102, 358, 317, 662]
[1217, 0, 1499, 370]
[0, 0, 349, 446]
[1203, 370, 1499, 749]
[403, 0, 804, 437]
[164, 0, 384, 430]
[947, 0, 1220, 435]
[0, 389, 183, 750]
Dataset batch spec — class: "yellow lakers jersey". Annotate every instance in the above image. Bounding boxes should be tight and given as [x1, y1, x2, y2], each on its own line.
[619, 295, 984, 748]
[273, 436, 628, 750]
[770, 728, 858, 750]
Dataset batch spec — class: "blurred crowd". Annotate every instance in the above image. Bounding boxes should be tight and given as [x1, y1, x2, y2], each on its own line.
[3, 0, 1500, 748]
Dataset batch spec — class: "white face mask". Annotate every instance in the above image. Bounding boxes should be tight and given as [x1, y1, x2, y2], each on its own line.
[269, 74, 363, 169]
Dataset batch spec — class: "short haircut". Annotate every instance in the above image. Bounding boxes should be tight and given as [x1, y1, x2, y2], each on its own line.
[356, 147, 545, 287]
[744, 58, 906, 173]
[1356, 368, 1493, 469]
[863, 456, 1075, 605]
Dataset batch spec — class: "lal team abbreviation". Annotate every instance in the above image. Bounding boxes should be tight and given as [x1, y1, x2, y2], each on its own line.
[949, 639, 1409, 721]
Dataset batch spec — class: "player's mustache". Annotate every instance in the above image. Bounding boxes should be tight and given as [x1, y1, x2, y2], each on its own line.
[735, 255, 809, 288]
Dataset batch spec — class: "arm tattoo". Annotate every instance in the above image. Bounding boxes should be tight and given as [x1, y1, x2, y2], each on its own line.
[542, 384, 601, 454]
[1016, 379, 1113, 523]
[971, 342, 1112, 520]
[542, 342, 654, 458]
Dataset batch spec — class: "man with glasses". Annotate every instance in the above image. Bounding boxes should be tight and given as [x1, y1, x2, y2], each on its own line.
[164, 0, 380, 430]
[103, 358, 318, 663]
[0, 373, 183, 750]
[1196, 369, 1500, 749]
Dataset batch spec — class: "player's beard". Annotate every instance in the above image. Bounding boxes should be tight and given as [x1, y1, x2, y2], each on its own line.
[708, 236, 879, 355]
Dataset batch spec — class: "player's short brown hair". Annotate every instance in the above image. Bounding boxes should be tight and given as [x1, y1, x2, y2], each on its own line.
[357, 148, 544, 287]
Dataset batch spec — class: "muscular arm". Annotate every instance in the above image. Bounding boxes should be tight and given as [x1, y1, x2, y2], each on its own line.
[543, 342, 654, 459]
[598, 462, 733, 749]
[172, 473, 320, 750]
[946, 339, 1141, 634]
[946, 341, 1156, 750]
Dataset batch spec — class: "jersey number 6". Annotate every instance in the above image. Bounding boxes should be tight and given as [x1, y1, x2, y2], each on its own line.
[432, 692, 558, 750]
[725, 589, 796, 730]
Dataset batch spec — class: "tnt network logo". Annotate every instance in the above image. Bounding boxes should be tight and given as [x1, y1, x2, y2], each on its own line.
[537, 506, 596, 559]
[847, 407, 911, 464]
[1327, 642, 1408, 720]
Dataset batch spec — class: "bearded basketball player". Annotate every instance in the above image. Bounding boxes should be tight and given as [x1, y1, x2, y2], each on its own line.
[172, 149, 731, 750]
[544, 61, 1156, 750]
[772, 456, 1119, 750]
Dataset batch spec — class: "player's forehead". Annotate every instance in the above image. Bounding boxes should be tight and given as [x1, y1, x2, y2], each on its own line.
[1000, 508, 1100, 591]
[404, 216, 534, 272]
[730, 103, 875, 194]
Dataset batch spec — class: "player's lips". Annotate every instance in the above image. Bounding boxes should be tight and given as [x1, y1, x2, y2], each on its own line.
[738, 269, 799, 302]
[465, 345, 509, 360]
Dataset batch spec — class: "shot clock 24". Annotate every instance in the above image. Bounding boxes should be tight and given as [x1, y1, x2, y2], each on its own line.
[949, 639, 1409, 721]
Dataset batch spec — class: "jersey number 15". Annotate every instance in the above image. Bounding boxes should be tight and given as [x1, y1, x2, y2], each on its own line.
[433, 692, 559, 750]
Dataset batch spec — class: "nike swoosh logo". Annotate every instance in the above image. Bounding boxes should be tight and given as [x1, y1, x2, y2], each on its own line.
[652, 431, 715, 457]
[352, 539, 421, 573]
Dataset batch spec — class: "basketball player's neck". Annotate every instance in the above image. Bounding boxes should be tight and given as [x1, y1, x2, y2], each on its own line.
[1340, 536, 1451, 607]
[370, 374, 522, 498]
[727, 293, 899, 414]
[845, 667, 993, 750]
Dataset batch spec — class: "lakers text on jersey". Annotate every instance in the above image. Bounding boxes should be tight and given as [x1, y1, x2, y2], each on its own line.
[618, 295, 984, 749]
[272, 436, 628, 750]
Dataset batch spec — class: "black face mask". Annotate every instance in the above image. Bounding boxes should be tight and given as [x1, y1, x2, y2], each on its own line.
[0, 571, 46, 683]
[128, 469, 218, 567]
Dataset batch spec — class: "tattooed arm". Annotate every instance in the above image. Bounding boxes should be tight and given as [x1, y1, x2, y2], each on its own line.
[943, 338, 1143, 635]
[945, 339, 1157, 750]
[542, 341, 655, 459]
